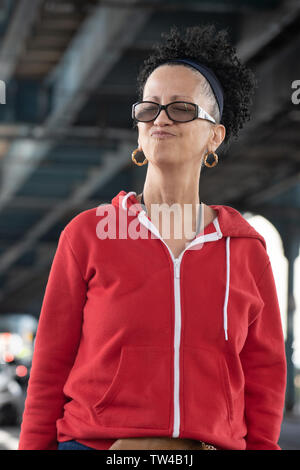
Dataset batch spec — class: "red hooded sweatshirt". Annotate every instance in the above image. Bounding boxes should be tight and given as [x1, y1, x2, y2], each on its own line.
[18, 190, 286, 450]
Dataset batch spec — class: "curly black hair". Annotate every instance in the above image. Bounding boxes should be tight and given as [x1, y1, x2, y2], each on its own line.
[134, 24, 257, 147]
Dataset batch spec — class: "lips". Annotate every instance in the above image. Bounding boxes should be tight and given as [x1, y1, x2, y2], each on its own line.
[151, 131, 175, 137]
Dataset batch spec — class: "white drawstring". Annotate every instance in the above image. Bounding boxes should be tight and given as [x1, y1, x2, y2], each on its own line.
[121, 191, 136, 210]
[223, 236, 230, 341]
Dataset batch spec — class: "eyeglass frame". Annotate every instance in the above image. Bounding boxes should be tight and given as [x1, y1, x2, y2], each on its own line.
[131, 100, 216, 124]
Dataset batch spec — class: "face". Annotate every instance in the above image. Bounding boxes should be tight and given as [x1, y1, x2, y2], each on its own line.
[137, 64, 225, 168]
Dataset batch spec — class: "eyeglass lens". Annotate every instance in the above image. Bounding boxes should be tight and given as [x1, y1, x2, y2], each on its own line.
[134, 102, 196, 122]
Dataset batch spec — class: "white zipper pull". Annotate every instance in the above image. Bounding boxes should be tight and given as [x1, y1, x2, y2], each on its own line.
[174, 259, 181, 279]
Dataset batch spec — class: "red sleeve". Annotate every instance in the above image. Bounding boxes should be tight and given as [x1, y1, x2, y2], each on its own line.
[18, 229, 87, 450]
[240, 261, 287, 450]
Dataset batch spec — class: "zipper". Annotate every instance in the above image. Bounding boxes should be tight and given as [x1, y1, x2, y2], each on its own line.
[153, 241, 183, 437]
[172, 257, 181, 437]
[137, 210, 220, 438]
[137, 210, 184, 436]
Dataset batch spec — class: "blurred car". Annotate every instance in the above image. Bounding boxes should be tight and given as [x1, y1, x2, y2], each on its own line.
[0, 313, 38, 425]
[0, 361, 24, 425]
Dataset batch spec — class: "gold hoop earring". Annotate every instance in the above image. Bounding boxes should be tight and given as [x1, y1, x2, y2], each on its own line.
[204, 151, 218, 168]
[131, 147, 148, 166]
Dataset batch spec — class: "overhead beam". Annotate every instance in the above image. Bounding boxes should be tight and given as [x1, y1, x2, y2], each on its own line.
[0, 124, 136, 141]
[44, 1, 153, 130]
[6, 196, 103, 211]
[229, 34, 300, 158]
[0, 141, 132, 282]
[0, 0, 152, 212]
[237, 0, 300, 63]
[0, 0, 44, 81]
[243, 172, 300, 208]
[91, 0, 272, 13]
[223, 0, 300, 160]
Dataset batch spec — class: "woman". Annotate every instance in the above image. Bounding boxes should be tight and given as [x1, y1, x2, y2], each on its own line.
[18, 24, 286, 451]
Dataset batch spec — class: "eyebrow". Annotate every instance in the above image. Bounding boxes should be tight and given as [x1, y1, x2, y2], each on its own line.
[143, 95, 192, 101]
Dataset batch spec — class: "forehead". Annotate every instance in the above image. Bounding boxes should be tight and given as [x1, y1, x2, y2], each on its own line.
[143, 64, 204, 99]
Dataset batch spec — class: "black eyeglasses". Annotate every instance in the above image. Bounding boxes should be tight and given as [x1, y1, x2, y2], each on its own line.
[132, 100, 216, 124]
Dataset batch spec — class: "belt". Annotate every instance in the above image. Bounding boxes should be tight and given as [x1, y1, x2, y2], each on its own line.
[198, 441, 217, 450]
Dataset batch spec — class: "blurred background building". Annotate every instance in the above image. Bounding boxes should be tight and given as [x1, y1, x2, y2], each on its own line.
[0, 0, 299, 450]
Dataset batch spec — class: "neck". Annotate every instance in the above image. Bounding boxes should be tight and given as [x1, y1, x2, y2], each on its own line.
[138, 164, 203, 240]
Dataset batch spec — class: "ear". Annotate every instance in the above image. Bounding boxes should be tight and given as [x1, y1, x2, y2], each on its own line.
[209, 124, 226, 151]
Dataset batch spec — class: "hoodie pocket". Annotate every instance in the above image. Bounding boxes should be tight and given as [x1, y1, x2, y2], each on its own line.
[183, 346, 233, 434]
[93, 345, 171, 429]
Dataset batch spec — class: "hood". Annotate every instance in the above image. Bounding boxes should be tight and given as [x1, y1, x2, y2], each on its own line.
[111, 190, 266, 248]
[111, 190, 267, 341]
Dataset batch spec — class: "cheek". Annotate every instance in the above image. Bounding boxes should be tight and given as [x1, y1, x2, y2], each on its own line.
[190, 123, 210, 145]
[182, 125, 200, 144]
[182, 126, 209, 156]
[138, 125, 152, 143]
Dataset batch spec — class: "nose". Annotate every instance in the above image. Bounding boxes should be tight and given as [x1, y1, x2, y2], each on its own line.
[153, 106, 173, 125]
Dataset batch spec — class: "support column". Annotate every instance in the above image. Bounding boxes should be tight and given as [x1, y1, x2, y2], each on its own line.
[281, 227, 299, 412]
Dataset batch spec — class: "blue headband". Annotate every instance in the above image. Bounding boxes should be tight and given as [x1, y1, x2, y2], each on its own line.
[164, 58, 224, 118]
